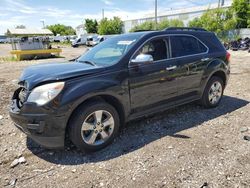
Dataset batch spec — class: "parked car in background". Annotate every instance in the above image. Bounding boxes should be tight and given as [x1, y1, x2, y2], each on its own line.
[91, 35, 105, 46]
[71, 35, 88, 47]
[9, 27, 230, 152]
[53, 34, 65, 42]
[88, 35, 118, 46]
[86, 35, 98, 46]
[69, 35, 77, 43]
[48, 36, 54, 43]
[0, 35, 8, 43]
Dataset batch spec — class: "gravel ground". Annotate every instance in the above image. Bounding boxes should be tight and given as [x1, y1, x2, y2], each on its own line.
[0, 46, 249, 188]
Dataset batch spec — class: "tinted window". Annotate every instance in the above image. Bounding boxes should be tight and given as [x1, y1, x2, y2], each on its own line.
[199, 33, 225, 53]
[135, 39, 168, 61]
[171, 36, 207, 58]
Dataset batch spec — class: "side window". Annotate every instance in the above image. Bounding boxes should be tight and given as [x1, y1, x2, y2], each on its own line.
[170, 36, 207, 58]
[135, 38, 168, 61]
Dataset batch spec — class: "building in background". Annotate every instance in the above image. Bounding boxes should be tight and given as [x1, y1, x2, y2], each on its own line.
[75, 24, 87, 37]
[123, 2, 232, 33]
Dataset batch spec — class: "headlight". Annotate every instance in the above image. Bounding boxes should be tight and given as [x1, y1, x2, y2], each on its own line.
[27, 82, 65, 106]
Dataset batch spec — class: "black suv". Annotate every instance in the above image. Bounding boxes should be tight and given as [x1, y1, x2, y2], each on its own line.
[10, 27, 230, 151]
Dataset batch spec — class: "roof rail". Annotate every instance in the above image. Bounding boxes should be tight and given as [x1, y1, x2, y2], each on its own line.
[165, 27, 207, 32]
[133, 29, 155, 32]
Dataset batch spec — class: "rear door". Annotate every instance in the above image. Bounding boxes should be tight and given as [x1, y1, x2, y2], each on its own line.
[170, 35, 208, 98]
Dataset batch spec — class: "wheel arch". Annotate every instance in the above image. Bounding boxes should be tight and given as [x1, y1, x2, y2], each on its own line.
[65, 94, 126, 138]
[200, 57, 228, 95]
[210, 70, 227, 86]
[201, 69, 227, 97]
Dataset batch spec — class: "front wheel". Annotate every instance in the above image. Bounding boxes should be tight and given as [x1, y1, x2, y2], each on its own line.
[69, 101, 120, 152]
[201, 76, 224, 108]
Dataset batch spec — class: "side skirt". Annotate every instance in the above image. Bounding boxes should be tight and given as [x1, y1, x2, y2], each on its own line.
[127, 95, 200, 122]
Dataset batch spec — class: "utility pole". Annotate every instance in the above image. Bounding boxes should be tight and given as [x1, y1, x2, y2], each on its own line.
[102, 9, 105, 20]
[155, 0, 157, 30]
[40, 19, 45, 29]
[217, 0, 221, 8]
[221, 0, 224, 7]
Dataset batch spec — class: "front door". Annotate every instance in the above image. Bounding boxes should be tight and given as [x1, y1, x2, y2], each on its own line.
[128, 37, 179, 113]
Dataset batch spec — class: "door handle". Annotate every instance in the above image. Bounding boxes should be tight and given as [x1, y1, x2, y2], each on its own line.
[201, 58, 210, 62]
[166, 65, 177, 71]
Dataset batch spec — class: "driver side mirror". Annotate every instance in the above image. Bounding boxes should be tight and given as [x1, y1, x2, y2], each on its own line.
[131, 54, 154, 64]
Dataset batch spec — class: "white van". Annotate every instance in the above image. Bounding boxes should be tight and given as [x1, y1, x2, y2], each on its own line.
[71, 35, 88, 48]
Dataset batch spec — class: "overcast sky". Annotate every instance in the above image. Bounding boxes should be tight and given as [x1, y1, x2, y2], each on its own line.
[0, 0, 232, 34]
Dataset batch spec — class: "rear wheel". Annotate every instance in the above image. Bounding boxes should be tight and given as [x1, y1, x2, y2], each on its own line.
[69, 101, 120, 152]
[201, 76, 224, 108]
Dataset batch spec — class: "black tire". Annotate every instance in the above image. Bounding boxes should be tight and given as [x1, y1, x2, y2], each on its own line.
[69, 101, 120, 152]
[201, 76, 224, 108]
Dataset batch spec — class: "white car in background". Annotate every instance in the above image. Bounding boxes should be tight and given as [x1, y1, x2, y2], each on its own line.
[86, 35, 98, 46]
[89, 35, 118, 46]
[0, 35, 8, 43]
[53, 34, 65, 42]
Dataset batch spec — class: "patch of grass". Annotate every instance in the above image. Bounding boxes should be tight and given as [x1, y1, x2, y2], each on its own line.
[0, 56, 18, 63]
[51, 41, 71, 47]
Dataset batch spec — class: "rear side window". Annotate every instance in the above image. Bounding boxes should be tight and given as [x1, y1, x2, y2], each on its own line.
[170, 36, 207, 58]
[198, 33, 225, 53]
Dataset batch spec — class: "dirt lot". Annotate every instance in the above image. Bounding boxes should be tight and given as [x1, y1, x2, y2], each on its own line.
[0, 44, 249, 188]
[0, 43, 87, 61]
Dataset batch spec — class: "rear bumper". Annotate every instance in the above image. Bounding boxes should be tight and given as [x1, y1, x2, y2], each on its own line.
[9, 100, 67, 149]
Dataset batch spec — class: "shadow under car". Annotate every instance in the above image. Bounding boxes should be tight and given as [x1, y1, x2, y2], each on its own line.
[26, 95, 249, 165]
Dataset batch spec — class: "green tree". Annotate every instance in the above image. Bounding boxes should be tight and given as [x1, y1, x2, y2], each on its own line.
[112, 17, 124, 34]
[130, 21, 155, 32]
[47, 24, 76, 36]
[157, 19, 170, 30]
[188, 18, 203, 28]
[232, 0, 250, 28]
[223, 9, 237, 31]
[130, 19, 184, 32]
[130, 18, 184, 32]
[169, 19, 184, 27]
[200, 9, 224, 33]
[85, 19, 98, 33]
[98, 17, 123, 35]
[188, 8, 237, 33]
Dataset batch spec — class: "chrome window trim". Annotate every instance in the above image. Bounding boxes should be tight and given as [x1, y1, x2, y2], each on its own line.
[129, 34, 209, 65]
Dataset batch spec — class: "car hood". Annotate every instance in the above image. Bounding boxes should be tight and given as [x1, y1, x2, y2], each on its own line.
[19, 62, 104, 90]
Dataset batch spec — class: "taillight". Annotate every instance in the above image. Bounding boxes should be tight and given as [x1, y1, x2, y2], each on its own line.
[226, 51, 231, 62]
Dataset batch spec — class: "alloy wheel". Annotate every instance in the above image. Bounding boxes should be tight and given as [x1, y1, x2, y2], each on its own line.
[81, 110, 115, 146]
[208, 81, 223, 105]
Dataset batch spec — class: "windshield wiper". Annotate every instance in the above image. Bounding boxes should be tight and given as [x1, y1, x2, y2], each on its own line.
[77, 60, 97, 66]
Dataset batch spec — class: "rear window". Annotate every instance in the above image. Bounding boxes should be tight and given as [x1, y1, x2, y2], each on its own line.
[170, 36, 207, 58]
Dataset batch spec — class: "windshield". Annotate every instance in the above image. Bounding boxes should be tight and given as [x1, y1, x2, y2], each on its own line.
[77, 33, 143, 66]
